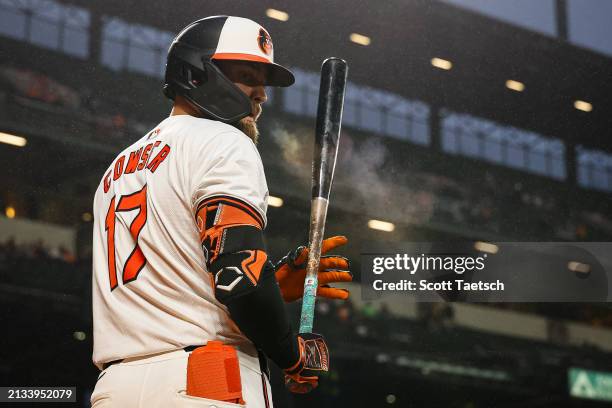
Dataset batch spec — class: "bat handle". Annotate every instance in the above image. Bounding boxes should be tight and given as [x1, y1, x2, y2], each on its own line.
[298, 197, 329, 333]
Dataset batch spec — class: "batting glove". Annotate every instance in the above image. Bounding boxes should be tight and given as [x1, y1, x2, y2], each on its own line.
[284, 333, 330, 393]
[274, 236, 351, 302]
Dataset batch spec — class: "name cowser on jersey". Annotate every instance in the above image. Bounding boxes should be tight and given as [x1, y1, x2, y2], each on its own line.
[92, 115, 269, 371]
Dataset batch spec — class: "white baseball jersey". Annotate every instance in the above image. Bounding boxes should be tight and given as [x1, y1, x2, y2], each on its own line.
[91, 114, 269, 369]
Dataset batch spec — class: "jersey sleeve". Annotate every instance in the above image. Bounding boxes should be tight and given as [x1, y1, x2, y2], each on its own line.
[189, 129, 268, 226]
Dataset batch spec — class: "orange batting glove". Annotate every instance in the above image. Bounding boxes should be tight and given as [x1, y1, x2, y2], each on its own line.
[274, 236, 352, 302]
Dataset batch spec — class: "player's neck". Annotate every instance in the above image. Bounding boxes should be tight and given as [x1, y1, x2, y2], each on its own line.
[169, 105, 194, 117]
[170, 96, 200, 117]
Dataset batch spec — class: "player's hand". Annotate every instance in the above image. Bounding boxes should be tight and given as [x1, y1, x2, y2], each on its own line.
[284, 333, 329, 393]
[275, 236, 351, 302]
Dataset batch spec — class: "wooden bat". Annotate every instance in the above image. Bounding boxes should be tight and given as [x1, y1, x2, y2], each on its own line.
[298, 57, 348, 334]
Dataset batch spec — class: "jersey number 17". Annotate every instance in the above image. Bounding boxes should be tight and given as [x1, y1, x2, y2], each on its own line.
[104, 185, 148, 291]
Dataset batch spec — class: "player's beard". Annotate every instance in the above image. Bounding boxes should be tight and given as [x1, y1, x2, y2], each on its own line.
[236, 117, 260, 144]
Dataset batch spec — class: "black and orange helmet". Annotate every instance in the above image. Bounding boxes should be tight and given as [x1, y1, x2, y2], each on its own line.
[164, 16, 294, 123]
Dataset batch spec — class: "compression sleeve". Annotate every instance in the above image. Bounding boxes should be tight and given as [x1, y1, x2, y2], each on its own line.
[195, 196, 300, 369]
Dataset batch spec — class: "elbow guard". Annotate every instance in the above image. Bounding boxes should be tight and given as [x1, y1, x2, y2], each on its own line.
[195, 196, 268, 302]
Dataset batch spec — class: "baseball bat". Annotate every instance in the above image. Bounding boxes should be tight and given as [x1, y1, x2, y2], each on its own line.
[298, 57, 348, 334]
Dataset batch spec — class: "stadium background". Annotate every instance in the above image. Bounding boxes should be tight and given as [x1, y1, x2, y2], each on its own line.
[1, 0, 612, 406]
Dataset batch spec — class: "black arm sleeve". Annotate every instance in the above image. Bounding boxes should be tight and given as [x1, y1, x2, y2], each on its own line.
[211, 252, 300, 370]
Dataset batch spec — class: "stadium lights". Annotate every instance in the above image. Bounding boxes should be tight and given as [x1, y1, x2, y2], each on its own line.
[350, 33, 371, 46]
[574, 100, 593, 112]
[431, 57, 452, 70]
[265, 8, 289, 21]
[505, 79, 525, 92]
[73, 331, 87, 341]
[5, 206, 16, 219]
[568, 261, 590, 274]
[368, 219, 395, 232]
[267, 195, 284, 207]
[474, 241, 498, 254]
[386, 394, 397, 404]
[0, 131, 27, 147]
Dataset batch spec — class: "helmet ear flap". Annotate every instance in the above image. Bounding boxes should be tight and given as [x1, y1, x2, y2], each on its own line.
[163, 58, 208, 99]
[163, 57, 186, 100]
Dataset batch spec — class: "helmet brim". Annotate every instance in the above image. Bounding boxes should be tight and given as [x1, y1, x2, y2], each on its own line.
[265, 62, 295, 87]
[211, 53, 294, 87]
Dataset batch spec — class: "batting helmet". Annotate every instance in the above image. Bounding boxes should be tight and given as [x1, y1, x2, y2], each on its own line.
[163, 16, 295, 123]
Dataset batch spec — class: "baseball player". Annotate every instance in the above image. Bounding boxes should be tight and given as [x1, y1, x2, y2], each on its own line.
[90, 16, 351, 408]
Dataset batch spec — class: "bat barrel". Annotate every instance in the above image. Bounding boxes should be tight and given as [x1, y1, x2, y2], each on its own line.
[313, 58, 348, 200]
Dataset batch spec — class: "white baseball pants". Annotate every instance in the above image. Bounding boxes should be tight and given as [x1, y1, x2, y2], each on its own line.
[91, 349, 273, 408]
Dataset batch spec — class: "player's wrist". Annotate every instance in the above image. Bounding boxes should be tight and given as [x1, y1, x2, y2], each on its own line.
[267, 331, 300, 371]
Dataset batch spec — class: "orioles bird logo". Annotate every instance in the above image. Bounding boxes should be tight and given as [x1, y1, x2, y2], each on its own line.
[258, 28, 273, 56]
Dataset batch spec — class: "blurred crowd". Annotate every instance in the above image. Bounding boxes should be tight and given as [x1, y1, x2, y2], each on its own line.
[0, 237, 77, 265]
[0, 64, 153, 147]
[492, 302, 612, 330]
[290, 294, 612, 339]
[419, 169, 612, 242]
